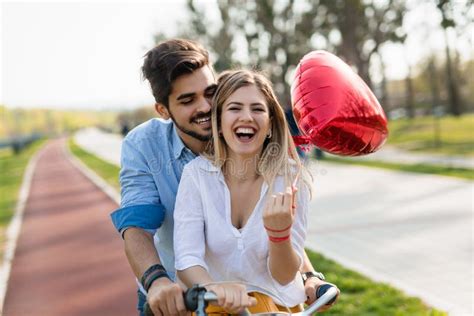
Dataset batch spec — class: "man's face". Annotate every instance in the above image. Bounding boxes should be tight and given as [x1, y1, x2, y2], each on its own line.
[166, 66, 216, 142]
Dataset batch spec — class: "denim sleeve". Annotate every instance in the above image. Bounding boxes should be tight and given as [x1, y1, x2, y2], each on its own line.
[110, 137, 165, 234]
[111, 204, 165, 236]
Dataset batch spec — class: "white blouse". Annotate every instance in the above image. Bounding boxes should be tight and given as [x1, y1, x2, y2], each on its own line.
[173, 156, 309, 307]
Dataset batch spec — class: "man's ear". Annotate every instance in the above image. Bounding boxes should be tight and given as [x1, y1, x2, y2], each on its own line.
[155, 103, 170, 119]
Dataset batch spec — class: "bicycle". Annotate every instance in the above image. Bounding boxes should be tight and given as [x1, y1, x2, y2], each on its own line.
[144, 282, 338, 315]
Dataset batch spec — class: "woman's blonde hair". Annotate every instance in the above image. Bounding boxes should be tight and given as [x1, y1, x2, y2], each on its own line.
[205, 69, 312, 194]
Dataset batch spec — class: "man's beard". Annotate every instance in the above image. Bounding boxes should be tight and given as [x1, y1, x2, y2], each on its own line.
[169, 111, 212, 142]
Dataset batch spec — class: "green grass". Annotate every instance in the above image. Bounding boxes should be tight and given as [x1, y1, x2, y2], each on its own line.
[69, 138, 447, 315]
[0, 141, 45, 227]
[387, 114, 474, 156]
[0, 105, 118, 139]
[0, 140, 45, 258]
[323, 157, 474, 180]
[68, 138, 120, 191]
[306, 250, 446, 315]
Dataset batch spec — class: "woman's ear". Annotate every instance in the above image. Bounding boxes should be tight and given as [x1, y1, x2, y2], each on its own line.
[155, 103, 170, 119]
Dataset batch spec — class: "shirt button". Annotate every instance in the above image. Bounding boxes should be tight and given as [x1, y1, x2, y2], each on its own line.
[237, 238, 243, 250]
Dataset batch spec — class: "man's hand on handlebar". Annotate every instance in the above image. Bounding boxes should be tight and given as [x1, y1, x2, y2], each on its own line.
[304, 278, 340, 312]
[146, 277, 190, 316]
[204, 283, 257, 314]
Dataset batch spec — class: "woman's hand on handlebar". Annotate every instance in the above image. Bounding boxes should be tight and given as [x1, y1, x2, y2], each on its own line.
[204, 283, 257, 314]
[304, 278, 340, 312]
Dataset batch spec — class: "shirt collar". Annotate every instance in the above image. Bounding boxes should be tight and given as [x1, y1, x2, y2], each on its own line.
[197, 157, 220, 173]
[171, 123, 191, 159]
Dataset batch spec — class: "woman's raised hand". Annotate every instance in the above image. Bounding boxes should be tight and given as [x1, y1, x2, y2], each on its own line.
[205, 283, 257, 314]
[263, 186, 296, 241]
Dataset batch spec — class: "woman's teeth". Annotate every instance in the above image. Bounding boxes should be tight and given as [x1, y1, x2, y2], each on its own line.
[235, 127, 255, 134]
[235, 127, 256, 141]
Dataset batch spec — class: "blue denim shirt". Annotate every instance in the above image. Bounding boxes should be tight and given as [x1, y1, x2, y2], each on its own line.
[110, 118, 196, 281]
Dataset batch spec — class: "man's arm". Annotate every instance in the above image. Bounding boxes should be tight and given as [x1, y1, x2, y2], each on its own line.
[123, 228, 188, 316]
[123, 227, 161, 280]
[111, 136, 188, 316]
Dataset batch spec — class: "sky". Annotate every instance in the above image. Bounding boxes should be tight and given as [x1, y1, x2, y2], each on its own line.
[1, 0, 472, 110]
[2, 0, 188, 110]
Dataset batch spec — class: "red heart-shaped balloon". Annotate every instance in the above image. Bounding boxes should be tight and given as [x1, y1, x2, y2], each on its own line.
[291, 51, 388, 156]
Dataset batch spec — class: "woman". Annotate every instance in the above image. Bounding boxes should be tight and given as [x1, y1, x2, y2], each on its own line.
[173, 70, 313, 314]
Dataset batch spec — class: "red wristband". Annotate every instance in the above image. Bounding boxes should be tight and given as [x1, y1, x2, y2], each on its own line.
[264, 224, 292, 233]
[268, 235, 290, 243]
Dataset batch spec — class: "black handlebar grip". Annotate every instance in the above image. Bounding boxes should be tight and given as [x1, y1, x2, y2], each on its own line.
[183, 285, 203, 311]
[316, 284, 337, 305]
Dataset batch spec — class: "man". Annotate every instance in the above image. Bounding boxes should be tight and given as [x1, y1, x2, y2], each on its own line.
[111, 38, 337, 316]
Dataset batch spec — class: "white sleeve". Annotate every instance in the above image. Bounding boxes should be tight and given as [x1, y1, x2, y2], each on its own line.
[290, 183, 310, 267]
[173, 164, 208, 272]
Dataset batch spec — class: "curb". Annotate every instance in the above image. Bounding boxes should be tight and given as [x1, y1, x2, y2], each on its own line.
[0, 143, 46, 314]
[63, 139, 120, 205]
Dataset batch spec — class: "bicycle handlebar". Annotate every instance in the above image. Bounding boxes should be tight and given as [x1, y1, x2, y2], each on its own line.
[144, 283, 338, 315]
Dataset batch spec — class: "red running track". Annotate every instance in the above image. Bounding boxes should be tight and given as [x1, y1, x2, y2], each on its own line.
[3, 139, 136, 316]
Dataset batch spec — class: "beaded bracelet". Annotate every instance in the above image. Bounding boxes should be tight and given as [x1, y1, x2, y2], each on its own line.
[141, 264, 170, 292]
[143, 270, 170, 292]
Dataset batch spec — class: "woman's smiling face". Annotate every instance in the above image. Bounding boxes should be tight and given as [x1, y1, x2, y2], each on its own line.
[220, 84, 271, 158]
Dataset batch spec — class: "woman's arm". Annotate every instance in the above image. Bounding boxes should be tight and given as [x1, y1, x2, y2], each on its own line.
[268, 238, 301, 285]
[174, 164, 256, 313]
[173, 166, 208, 275]
[177, 266, 214, 288]
[263, 186, 301, 285]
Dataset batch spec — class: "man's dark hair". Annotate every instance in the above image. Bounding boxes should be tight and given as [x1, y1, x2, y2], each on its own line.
[142, 39, 210, 107]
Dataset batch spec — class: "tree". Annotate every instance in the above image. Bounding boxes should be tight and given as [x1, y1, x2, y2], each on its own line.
[435, 0, 463, 116]
[170, 0, 407, 110]
[176, 0, 405, 105]
[179, 0, 321, 108]
[318, 0, 406, 88]
[405, 63, 415, 118]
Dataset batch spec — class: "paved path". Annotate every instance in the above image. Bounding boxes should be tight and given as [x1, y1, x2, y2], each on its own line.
[75, 127, 474, 169]
[2, 139, 136, 316]
[75, 128, 122, 166]
[305, 162, 473, 316]
[334, 145, 474, 169]
[75, 127, 473, 315]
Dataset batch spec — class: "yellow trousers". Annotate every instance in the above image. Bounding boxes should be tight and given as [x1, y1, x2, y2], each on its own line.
[198, 292, 303, 315]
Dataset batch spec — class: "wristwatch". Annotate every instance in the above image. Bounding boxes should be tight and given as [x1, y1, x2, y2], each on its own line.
[301, 271, 325, 284]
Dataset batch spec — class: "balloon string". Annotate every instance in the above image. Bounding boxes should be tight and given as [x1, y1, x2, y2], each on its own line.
[292, 135, 313, 152]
